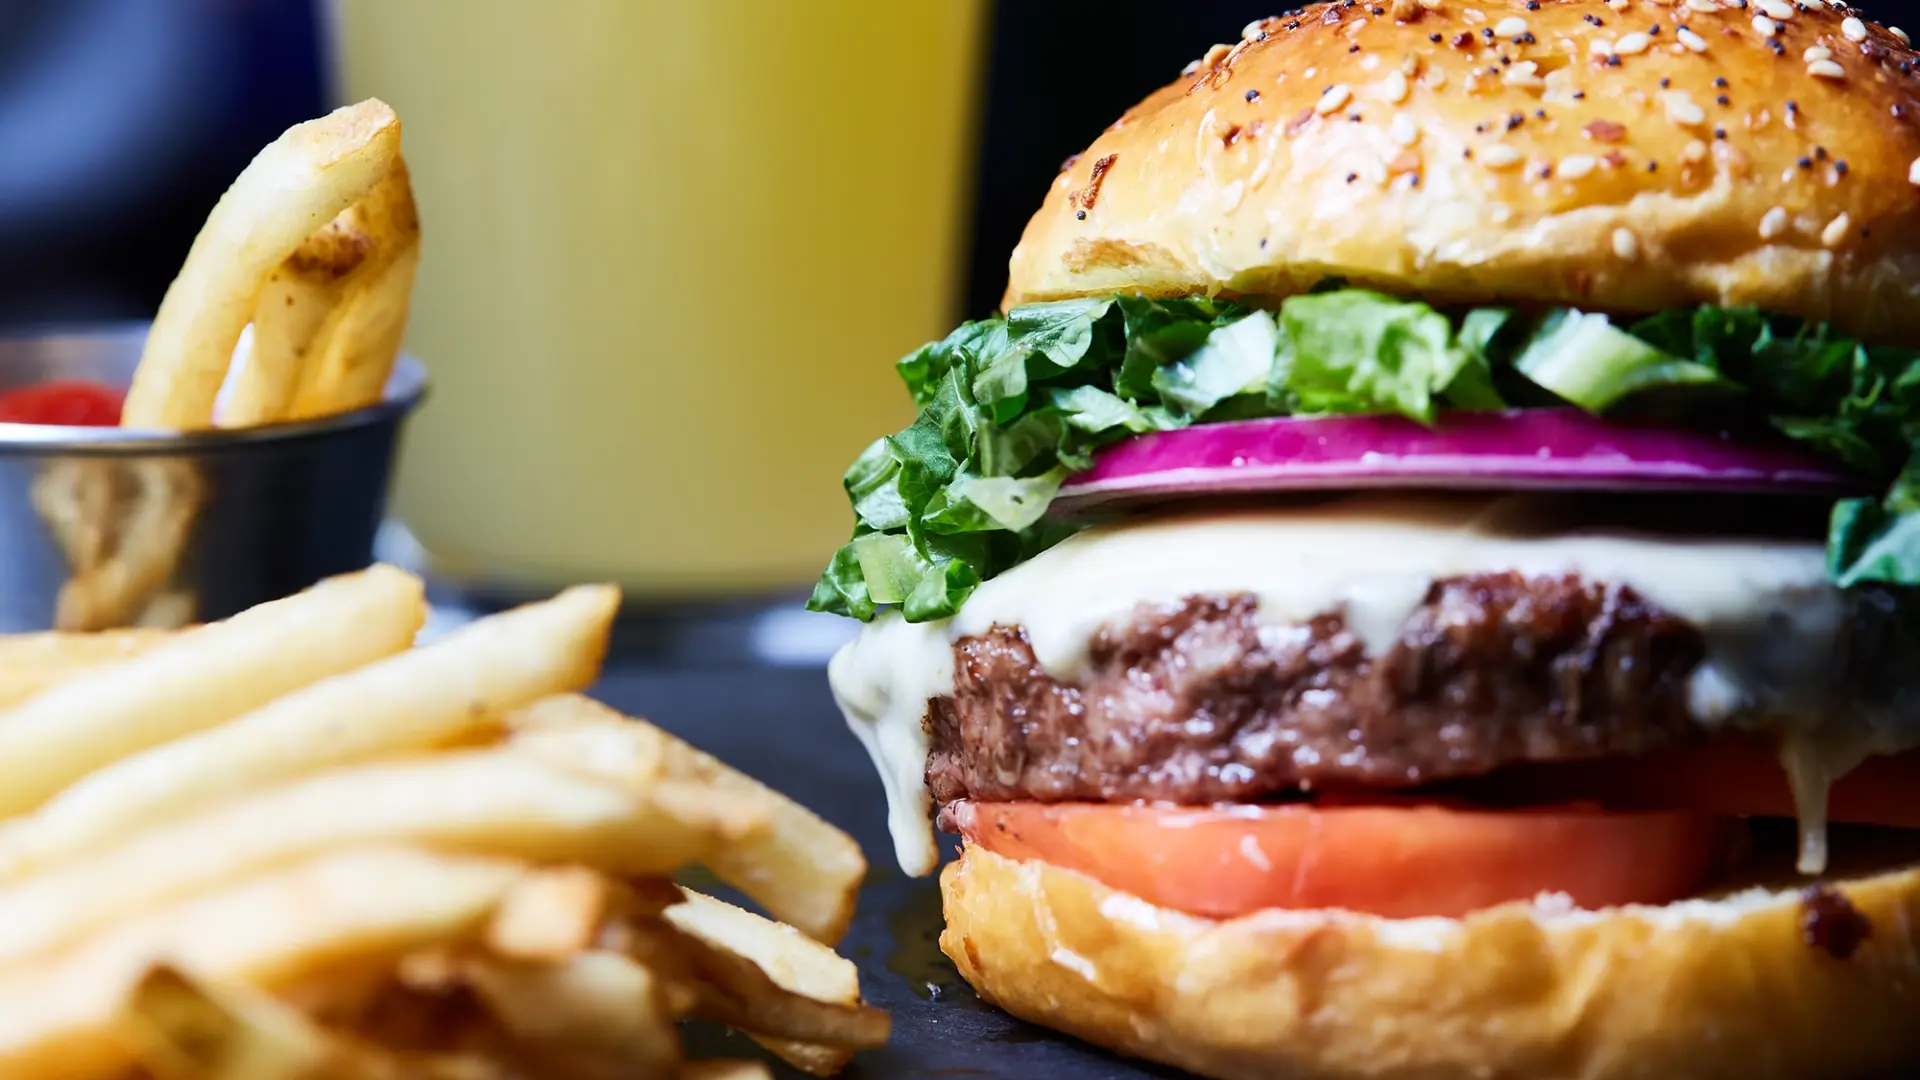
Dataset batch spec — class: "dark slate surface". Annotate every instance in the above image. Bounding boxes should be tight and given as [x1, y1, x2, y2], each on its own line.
[588, 655, 1187, 1079]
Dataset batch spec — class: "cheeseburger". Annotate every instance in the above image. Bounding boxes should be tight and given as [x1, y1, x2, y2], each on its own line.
[816, 2, 1920, 1077]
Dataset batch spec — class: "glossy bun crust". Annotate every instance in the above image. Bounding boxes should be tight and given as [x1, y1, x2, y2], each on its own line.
[1005, 0, 1920, 343]
[942, 844, 1920, 1080]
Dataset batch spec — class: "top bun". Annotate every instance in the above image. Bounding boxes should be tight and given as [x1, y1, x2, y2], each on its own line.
[1004, 0, 1920, 344]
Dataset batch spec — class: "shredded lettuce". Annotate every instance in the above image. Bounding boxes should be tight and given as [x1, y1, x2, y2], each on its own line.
[811, 289, 1920, 622]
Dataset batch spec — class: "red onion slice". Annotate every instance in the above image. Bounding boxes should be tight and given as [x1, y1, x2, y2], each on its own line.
[1053, 409, 1869, 510]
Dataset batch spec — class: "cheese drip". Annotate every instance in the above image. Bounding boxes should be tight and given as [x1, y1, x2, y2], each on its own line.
[828, 494, 1920, 880]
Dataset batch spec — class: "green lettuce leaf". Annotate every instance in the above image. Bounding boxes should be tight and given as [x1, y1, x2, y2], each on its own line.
[1277, 290, 1477, 423]
[812, 287, 1920, 622]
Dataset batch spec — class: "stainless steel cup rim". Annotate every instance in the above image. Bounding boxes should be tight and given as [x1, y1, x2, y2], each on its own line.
[0, 322, 428, 456]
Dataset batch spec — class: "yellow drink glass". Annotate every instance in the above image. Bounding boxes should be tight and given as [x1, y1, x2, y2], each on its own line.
[331, 1, 987, 595]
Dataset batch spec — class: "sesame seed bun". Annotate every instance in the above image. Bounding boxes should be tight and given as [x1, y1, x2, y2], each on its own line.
[1004, 0, 1920, 344]
[941, 843, 1920, 1080]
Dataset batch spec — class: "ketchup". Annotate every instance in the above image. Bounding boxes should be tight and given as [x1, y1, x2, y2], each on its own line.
[0, 381, 126, 426]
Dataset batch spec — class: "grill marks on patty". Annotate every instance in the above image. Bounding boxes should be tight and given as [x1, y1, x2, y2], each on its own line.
[926, 572, 1709, 810]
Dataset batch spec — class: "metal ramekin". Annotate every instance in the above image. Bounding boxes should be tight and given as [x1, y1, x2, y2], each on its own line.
[0, 324, 427, 631]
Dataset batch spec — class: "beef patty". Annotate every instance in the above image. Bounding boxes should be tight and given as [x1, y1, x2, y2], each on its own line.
[927, 571, 1721, 809]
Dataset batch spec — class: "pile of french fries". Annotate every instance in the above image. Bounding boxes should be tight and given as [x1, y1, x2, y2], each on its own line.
[41, 97, 426, 633]
[0, 567, 883, 1079]
[124, 97, 421, 430]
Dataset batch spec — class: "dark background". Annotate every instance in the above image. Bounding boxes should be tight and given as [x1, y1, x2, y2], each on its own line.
[0, 0, 1277, 334]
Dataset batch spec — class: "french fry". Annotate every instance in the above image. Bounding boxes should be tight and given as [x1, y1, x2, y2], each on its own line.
[463, 951, 685, 1080]
[483, 867, 617, 963]
[0, 750, 768, 966]
[680, 1063, 775, 1080]
[663, 891, 885, 1076]
[612, 924, 887, 1073]
[120, 965, 340, 1079]
[122, 100, 402, 430]
[288, 231, 422, 421]
[229, 157, 420, 427]
[0, 848, 520, 1080]
[0, 626, 179, 710]
[0, 565, 425, 820]
[507, 695, 867, 944]
[122, 965, 514, 1080]
[0, 585, 619, 878]
[52, 457, 206, 631]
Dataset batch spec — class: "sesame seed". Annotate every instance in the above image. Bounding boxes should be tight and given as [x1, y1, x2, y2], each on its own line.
[1390, 113, 1421, 145]
[1612, 227, 1640, 259]
[1380, 70, 1410, 103]
[1804, 45, 1833, 62]
[1685, 0, 1720, 11]
[1909, 156, 1920, 185]
[1678, 27, 1709, 51]
[1894, 27, 1912, 46]
[1590, 38, 1616, 56]
[1841, 16, 1868, 40]
[1608, 0, 1628, 9]
[1682, 139, 1708, 162]
[1481, 144, 1524, 168]
[1757, 0, 1794, 19]
[1822, 213, 1852, 247]
[1661, 91, 1707, 126]
[1495, 16, 1529, 36]
[1559, 154, 1599, 178]
[1425, 67, 1449, 88]
[1316, 83, 1354, 114]
[1753, 16, 1779, 35]
[1616, 31, 1651, 54]
[1807, 59, 1846, 78]
[1759, 206, 1790, 238]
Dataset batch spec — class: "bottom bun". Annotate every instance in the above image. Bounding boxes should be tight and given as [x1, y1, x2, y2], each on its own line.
[939, 842, 1920, 1080]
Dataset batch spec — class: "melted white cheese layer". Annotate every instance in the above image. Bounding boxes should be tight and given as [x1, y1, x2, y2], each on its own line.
[828, 494, 1908, 878]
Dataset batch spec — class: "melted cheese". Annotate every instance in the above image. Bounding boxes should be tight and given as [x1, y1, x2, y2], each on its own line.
[828, 494, 1920, 878]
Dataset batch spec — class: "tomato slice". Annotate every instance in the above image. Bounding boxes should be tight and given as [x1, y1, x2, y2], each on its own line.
[955, 800, 1731, 920]
[0, 381, 125, 426]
